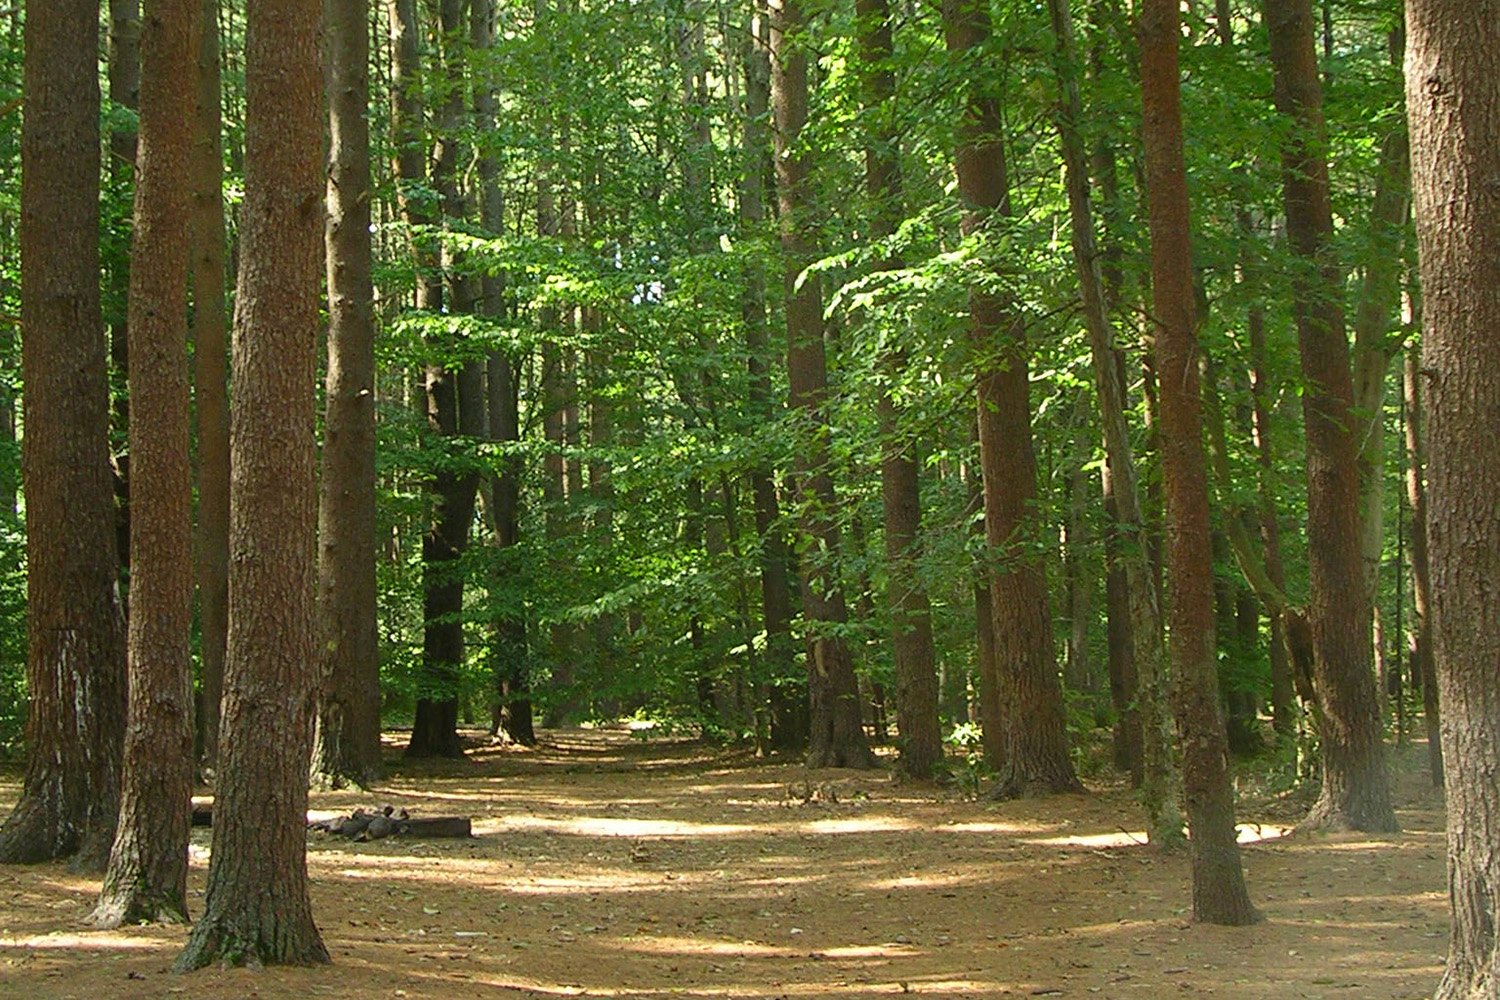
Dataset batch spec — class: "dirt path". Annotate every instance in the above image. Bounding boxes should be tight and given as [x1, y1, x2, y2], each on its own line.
[0, 730, 1449, 998]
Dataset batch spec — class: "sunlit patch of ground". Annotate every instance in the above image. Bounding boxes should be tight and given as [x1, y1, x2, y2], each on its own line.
[0, 732, 1450, 999]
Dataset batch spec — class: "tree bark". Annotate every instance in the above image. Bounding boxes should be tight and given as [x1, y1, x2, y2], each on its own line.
[943, 0, 1079, 797]
[173, 0, 329, 967]
[0, 0, 127, 872]
[1404, 6, 1500, 992]
[313, 0, 383, 787]
[191, 0, 229, 768]
[1264, 0, 1397, 833]
[90, 0, 197, 929]
[1139, 0, 1257, 925]
[769, 0, 873, 769]
[857, 0, 941, 780]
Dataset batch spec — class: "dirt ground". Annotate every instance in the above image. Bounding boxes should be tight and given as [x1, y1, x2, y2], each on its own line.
[0, 729, 1450, 999]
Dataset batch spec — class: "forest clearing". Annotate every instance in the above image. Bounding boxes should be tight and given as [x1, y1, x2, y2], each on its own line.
[0, 729, 1451, 999]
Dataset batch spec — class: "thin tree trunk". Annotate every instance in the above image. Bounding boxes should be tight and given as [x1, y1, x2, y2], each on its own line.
[0, 0, 128, 872]
[1139, 0, 1257, 925]
[1047, 0, 1175, 834]
[90, 0, 197, 930]
[312, 0, 382, 787]
[1265, 0, 1397, 833]
[967, 435, 1005, 772]
[172, 0, 329, 966]
[944, 0, 1079, 797]
[191, 0, 230, 768]
[1405, 3, 1500, 991]
[769, 0, 872, 769]
[1401, 349, 1440, 786]
[858, 0, 940, 779]
[108, 0, 142, 579]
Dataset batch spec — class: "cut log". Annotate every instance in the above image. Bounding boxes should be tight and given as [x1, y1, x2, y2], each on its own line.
[190, 802, 473, 838]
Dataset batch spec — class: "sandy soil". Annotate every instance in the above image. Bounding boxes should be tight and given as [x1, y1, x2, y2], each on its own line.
[0, 729, 1450, 999]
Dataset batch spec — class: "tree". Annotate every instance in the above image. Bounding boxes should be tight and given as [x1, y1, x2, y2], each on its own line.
[191, 0, 229, 766]
[769, 0, 874, 770]
[0, 0, 127, 871]
[1263, 0, 1396, 833]
[312, 0, 383, 788]
[1404, 2, 1500, 993]
[857, 0, 941, 780]
[89, 0, 197, 929]
[943, 0, 1079, 797]
[1138, 0, 1257, 926]
[173, 0, 329, 968]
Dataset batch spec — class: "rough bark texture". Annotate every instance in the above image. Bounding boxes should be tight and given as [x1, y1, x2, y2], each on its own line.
[1404, 4, 1500, 993]
[944, 0, 1079, 797]
[1048, 0, 1176, 838]
[90, 0, 197, 929]
[1139, 0, 1257, 925]
[769, 0, 873, 769]
[191, 0, 229, 767]
[313, 0, 383, 788]
[172, 0, 329, 968]
[858, 0, 941, 780]
[1264, 0, 1397, 833]
[0, 0, 128, 872]
[1401, 350, 1441, 786]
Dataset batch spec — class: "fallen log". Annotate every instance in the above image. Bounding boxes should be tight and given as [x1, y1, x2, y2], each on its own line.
[190, 802, 473, 838]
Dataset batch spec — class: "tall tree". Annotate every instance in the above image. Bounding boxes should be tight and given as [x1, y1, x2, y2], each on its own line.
[1401, 348, 1440, 785]
[769, 0, 873, 769]
[1138, 0, 1257, 925]
[1264, 0, 1397, 833]
[1047, 0, 1178, 840]
[857, 0, 941, 780]
[1404, 3, 1500, 994]
[313, 0, 382, 787]
[107, 0, 141, 576]
[173, 0, 329, 967]
[89, 0, 197, 929]
[943, 0, 1079, 796]
[0, 0, 127, 870]
[191, 0, 230, 766]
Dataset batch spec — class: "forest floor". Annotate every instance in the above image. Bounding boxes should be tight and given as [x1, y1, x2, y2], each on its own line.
[0, 727, 1450, 999]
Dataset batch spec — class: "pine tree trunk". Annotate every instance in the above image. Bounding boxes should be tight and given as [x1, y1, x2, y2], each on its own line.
[1139, 0, 1257, 925]
[768, 0, 872, 769]
[191, 0, 229, 768]
[0, 0, 128, 872]
[1264, 0, 1397, 833]
[944, 0, 1079, 797]
[313, 0, 382, 787]
[90, 0, 197, 929]
[173, 0, 329, 967]
[1405, 7, 1500, 991]
[858, 0, 941, 780]
[966, 437, 1005, 772]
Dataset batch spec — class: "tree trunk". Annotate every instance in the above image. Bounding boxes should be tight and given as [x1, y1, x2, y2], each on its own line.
[1139, 0, 1257, 925]
[1401, 349, 1440, 785]
[1047, 0, 1175, 833]
[172, 0, 329, 967]
[90, 0, 197, 929]
[312, 0, 383, 787]
[191, 0, 230, 768]
[0, 0, 127, 872]
[1264, 0, 1397, 833]
[858, 0, 941, 780]
[944, 0, 1079, 797]
[966, 437, 1005, 772]
[108, 0, 141, 580]
[409, 0, 482, 759]
[768, 0, 872, 769]
[739, 4, 804, 754]
[1405, 4, 1500, 992]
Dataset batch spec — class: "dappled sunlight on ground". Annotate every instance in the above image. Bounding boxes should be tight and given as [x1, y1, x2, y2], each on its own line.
[0, 731, 1452, 999]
